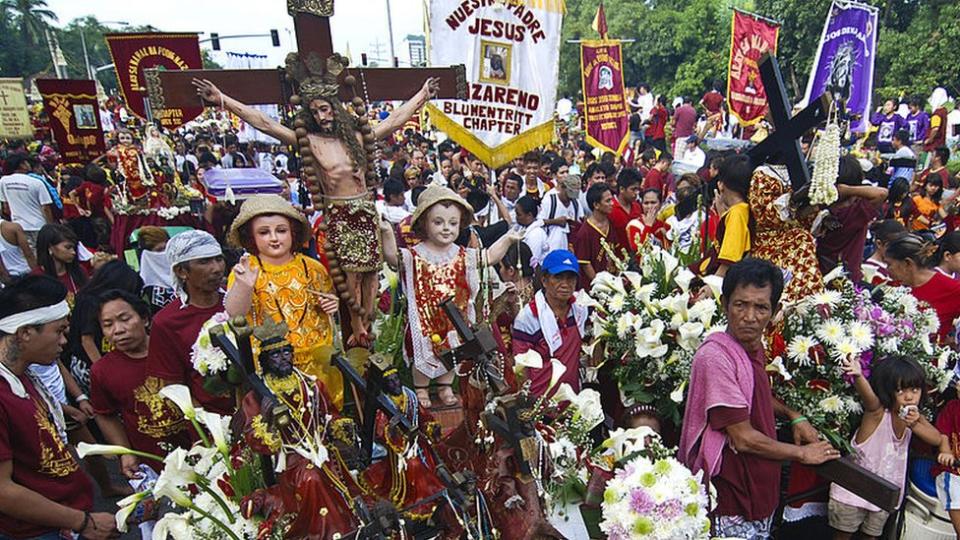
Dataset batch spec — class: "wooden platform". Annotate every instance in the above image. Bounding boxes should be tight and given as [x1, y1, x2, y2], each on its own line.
[428, 402, 465, 437]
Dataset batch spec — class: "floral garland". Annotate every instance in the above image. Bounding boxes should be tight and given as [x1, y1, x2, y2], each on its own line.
[808, 107, 841, 206]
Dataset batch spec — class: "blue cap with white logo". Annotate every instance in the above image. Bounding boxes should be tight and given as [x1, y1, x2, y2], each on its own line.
[541, 249, 580, 276]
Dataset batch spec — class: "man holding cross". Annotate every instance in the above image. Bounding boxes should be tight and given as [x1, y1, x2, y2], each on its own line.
[193, 75, 439, 344]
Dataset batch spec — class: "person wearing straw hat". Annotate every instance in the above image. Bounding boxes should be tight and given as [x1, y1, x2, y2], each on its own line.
[224, 195, 342, 405]
[381, 184, 522, 407]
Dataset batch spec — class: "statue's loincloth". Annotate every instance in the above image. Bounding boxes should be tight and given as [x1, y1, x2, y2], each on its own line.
[324, 195, 383, 273]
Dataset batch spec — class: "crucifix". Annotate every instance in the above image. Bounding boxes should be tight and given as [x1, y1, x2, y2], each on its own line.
[747, 52, 831, 191]
[0, 89, 9, 106]
[144, 0, 466, 347]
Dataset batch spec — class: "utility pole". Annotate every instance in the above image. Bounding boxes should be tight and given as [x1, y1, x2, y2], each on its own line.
[385, 0, 396, 67]
[80, 31, 93, 79]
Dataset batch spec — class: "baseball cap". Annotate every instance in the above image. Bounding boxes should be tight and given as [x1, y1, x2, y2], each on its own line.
[686, 135, 699, 145]
[542, 249, 579, 276]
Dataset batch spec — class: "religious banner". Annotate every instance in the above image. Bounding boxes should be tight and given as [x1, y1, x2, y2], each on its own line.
[580, 40, 629, 155]
[803, 0, 879, 133]
[35, 79, 106, 167]
[0, 78, 34, 140]
[105, 32, 203, 129]
[726, 10, 780, 127]
[426, 0, 564, 167]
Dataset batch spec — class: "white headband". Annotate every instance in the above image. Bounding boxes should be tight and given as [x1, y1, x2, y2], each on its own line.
[0, 301, 70, 334]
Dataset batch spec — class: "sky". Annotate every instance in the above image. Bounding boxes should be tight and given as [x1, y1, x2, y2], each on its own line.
[45, 0, 427, 69]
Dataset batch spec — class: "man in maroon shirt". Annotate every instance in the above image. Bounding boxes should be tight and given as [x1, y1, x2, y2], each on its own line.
[644, 96, 669, 152]
[642, 154, 672, 199]
[681, 259, 838, 538]
[671, 96, 698, 155]
[608, 168, 642, 245]
[0, 275, 117, 539]
[145, 230, 234, 416]
[571, 184, 616, 289]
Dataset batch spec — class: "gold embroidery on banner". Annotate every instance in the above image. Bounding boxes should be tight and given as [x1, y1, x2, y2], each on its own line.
[34, 398, 78, 477]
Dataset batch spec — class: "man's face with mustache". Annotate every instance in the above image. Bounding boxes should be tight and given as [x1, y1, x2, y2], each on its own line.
[309, 99, 337, 135]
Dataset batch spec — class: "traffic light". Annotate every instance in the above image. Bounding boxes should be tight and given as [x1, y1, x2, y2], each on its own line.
[210, 32, 220, 51]
[270, 29, 279, 47]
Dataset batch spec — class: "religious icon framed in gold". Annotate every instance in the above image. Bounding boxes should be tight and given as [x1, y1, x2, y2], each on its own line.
[479, 40, 511, 86]
[73, 104, 97, 129]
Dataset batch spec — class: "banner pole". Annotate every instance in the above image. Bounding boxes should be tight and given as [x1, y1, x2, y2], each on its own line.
[730, 7, 781, 27]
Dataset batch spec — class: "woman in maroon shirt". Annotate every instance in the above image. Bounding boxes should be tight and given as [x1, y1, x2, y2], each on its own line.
[33, 224, 89, 305]
[884, 233, 960, 344]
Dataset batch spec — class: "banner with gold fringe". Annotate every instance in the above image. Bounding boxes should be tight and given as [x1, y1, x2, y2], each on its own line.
[427, 0, 563, 168]
[36, 79, 106, 167]
[580, 39, 629, 156]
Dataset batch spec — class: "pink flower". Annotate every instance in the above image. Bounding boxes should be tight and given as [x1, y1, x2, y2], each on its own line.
[629, 488, 655, 514]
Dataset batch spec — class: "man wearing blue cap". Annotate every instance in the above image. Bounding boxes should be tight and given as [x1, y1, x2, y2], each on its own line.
[511, 249, 588, 398]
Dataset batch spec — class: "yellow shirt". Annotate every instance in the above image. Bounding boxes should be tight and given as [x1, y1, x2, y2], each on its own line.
[717, 202, 751, 264]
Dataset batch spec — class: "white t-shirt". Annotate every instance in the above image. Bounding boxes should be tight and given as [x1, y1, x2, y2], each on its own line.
[520, 221, 550, 267]
[537, 191, 585, 253]
[0, 173, 52, 231]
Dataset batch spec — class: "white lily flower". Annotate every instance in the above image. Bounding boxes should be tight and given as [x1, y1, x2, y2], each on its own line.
[160, 384, 197, 420]
[678, 321, 705, 351]
[574, 289, 601, 309]
[153, 513, 192, 540]
[622, 271, 643, 290]
[514, 349, 543, 369]
[604, 426, 660, 460]
[161, 447, 198, 487]
[77, 442, 133, 458]
[766, 356, 793, 381]
[702, 275, 724, 298]
[674, 268, 695, 292]
[153, 469, 194, 508]
[670, 381, 687, 403]
[822, 265, 845, 284]
[591, 271, 626, 297]
[546, 358, 567, 394]
[658, 250, 679, 277]
[199, 410, 231, 455]
[574, 388, 605, 429]
[116, 491, 150, 533]
[551, 382, 578, 403]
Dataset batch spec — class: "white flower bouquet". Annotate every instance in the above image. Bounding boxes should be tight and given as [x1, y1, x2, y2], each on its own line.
[585, 244, 724, 424]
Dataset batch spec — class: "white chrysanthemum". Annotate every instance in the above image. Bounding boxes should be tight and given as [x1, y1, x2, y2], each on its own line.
[819, 395, 844, 413]
[925, 309, 942, 334]
[879, 336, 901, 354]
[812, 290, 842, 308]
[846, 321, 874, 350]
[608, 293, 626, 313]
[816, 319, 845, 346]
[787, 336, 817, 366]
[844, 397, 862, 415]
[616, 312, 636, 339]
[831, 339, 862, 361]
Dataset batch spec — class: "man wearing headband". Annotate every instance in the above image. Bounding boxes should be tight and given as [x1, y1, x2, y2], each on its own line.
[0, 275, 118, 539]
[145, 230, 234, 416]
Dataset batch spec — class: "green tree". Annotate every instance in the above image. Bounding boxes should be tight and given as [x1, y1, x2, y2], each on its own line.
[2, 0, 57, 46]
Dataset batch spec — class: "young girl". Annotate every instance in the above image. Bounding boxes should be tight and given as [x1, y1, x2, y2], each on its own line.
[225, 195, 341, 399]
[625, 188, 670, 250]
[884, 177, 917, 227]
[696, 154, 752, 278]
[34, 224, 89, 306]
[912, 176, 946, 231]
[830, 355, 952, 540]
[381, 184, 521, 407]
[862, 219, 907, 285]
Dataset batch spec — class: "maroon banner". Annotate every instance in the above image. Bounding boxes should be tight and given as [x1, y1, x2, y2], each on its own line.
[105, 33, 203, 129]
[727, 10, 780, 127]
[35, 79, 106, 167]
[580, 40, 629, 156]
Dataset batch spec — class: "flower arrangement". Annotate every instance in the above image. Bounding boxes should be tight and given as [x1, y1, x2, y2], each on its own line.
[598, 428, 712, 540]
[584, 244, 724, 424]
[772, 271, 954, 449]
[78, 385, 268, 539]
[191, 312, 235, 376]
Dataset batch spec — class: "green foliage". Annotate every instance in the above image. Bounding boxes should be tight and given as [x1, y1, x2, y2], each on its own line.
[561, 0, 957, 106]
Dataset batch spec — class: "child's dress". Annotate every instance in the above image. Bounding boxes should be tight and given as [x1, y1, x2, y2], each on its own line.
[830, 410, 911, 512]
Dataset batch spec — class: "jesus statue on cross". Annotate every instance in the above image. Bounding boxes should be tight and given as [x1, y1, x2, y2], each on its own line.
[193, 74, 440, 345]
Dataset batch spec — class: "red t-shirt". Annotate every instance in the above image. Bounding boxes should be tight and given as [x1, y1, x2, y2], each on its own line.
[76, 181, 107, 218]
[643, 168, 668, 197]
[144, 297, 236, 415]
[673, 104, 698, 139]
[933, 399, 960, 478]
[701, 91, 724, 114]
[91, 350, 193, 470]
[609, 197, 641, 242]
[570, 219, 615, 290]
[707, 347, 780, 520]
[645, 106, 668, 140]
[912, 272, 960, 343]
[0, 374, 93, 537]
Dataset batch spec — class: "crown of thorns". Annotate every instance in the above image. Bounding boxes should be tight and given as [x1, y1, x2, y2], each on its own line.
[286, 52, 348, 103]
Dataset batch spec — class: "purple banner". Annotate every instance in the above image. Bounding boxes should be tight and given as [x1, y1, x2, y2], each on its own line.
[803, 0, 879, 133]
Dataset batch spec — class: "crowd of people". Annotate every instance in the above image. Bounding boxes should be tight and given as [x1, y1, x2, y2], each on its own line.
[0, 73, 958, 540]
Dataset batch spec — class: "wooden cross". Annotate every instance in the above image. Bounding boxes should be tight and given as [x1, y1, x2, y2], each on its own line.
[747, 52, 831, 191]
[143, 0, 466, 112]
[0, 88, 9, 106]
